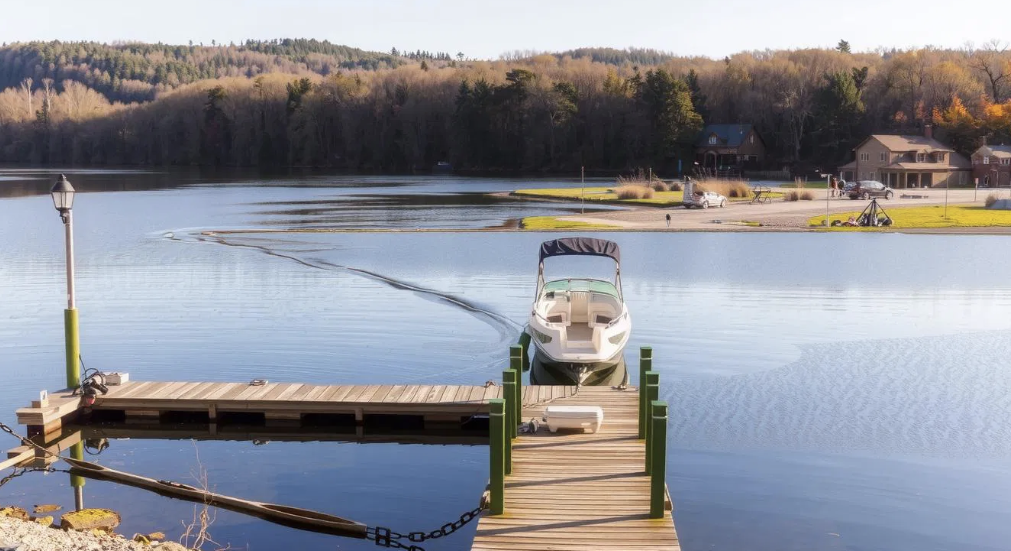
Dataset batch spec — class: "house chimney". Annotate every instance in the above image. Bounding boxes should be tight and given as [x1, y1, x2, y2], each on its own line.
[924, 123, 933, 140]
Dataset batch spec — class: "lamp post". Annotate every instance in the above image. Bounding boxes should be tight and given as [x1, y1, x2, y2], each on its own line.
[817, 170, 831, 226]
[50, 174, 85, 509]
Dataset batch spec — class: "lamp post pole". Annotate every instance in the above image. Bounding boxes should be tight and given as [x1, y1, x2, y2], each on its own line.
[51, 174, 85, 509]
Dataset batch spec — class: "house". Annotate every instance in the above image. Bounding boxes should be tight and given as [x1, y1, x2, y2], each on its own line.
[837, 125, 971, 188]
[971, 144, 1011, 187]
[695, 124, 766, 172]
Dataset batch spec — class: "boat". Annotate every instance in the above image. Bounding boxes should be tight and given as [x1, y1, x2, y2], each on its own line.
[526, 237, 630, 386]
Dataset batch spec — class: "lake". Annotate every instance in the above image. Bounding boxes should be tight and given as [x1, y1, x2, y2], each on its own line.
[2, 168, 1010, 551]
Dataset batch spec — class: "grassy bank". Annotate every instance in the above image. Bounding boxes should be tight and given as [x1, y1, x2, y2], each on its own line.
[513, 186, 684, 206]
[809, 205, 1011, 229]
[520, 216, 621, 230]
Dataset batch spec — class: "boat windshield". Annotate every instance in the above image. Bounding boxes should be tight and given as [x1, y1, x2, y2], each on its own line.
[542, 279, 620, 298]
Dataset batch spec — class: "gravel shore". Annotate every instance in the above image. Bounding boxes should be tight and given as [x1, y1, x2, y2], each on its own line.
[0, 517, 156, 551]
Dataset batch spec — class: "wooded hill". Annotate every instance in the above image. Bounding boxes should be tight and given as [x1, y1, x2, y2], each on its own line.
[1, 39, 1010, 173]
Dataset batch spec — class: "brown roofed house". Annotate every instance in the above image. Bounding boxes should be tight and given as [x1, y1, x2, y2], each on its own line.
[695, 124, 766, 174]
[837, 125, 971, 188]
[971, 144, 1011, 188]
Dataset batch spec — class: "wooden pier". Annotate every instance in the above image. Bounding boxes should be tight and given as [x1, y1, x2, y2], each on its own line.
[6, 349, 678, 551]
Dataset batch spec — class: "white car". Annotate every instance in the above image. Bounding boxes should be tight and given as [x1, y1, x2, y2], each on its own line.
[684, 190, 727, 209]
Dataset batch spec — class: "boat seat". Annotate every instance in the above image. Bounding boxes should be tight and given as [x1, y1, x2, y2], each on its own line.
[547, 314, 565, 324]
[594, 314, 612, 325]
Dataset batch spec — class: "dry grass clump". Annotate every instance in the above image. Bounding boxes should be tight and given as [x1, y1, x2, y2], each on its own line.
[650, 180, 670, 192]
[667, 181, 683, 192]
[799, 190, 815, 200]
[614, 185, 655, 199]
[698, 179, 751, 198]
[985, 193, 999, 207]
[784, 190, 799, 201]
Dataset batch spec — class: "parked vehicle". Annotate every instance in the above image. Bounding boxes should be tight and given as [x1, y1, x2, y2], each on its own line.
[848, 180, 894, 200]
[682, 180, 727, 209]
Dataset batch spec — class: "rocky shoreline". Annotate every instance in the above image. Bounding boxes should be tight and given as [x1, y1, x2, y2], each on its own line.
[0, 517, 185, 551]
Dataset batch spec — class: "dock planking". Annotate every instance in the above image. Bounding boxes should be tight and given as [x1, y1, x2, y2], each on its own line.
[471, 386, 679, 551]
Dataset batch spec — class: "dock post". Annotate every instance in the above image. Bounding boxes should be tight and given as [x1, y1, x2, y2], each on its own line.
[517, 333, 531, 372]
[509, 345, 523, 421]
[502, 370, 516, 474]
[489, 398, 506, 515]
[644, 371, 659, 474]
[638, 347, 652, 439]
[649, 400, 669, 519]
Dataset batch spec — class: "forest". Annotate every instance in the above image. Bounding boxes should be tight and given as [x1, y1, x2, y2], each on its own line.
[1, 39, 1011, 174]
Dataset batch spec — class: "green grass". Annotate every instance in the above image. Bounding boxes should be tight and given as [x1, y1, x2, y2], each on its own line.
[514, 186, 684, 206]
[513, 186, 783, 206]
[520, 216, 621, 230]
[809, 205, 1011, 229]
[782, 182, 829, 189]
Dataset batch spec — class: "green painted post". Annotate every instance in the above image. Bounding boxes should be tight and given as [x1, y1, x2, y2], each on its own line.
[649, 400, 668, 519]
[509, 345, 523, 422]
[638, 347, 652, 439]
[65, 309, 80, 389]
[504, 369, 518, 439]
[644, 371, 659, 474]
[518, 332, 531, 372]
[489, 399, 505, 515]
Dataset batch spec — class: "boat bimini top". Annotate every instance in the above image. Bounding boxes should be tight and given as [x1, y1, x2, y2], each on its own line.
[536, 237, 623, 301]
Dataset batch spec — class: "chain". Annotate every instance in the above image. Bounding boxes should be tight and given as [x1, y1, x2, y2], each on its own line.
[366, 504, 486, 550]
[0, 421, 59, 459]
[0, 466, 68, 489]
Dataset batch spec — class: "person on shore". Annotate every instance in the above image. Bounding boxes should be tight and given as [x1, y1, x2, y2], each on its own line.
[665, 213, 671, 227]
[830, 176, 838, 198]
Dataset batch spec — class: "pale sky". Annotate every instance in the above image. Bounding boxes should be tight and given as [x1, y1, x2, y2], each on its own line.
[0, 0, 1001, 59]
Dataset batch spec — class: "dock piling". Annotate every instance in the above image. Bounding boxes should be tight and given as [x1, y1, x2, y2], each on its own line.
[638, 346, 652, 438]
[650, 400, 669, 519]
[644, 371, 659, 474]
[518, 333, 531, 372]
[502, 370, 516, 474]
[489, 398, 505, 515]
[509, 345, 523, 422]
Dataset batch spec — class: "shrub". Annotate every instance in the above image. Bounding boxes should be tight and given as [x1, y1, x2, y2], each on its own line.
[698, 179, 751, 198]
[799, 190, 815, 200]
[668, 181, 683, 192]
[614, 185, 654, 199]
[985, 193, 999, 208]
[650, 181, 670, 192]
[784, 190, 799, 201]
[793, 177, 806, 189]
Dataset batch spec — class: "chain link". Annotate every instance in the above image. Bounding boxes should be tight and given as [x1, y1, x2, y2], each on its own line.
[0, 421, 59, 459]
[0, 466, 68, 489]
[367, 504, 486, 550]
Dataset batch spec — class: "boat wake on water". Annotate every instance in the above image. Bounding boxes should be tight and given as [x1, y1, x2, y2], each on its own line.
[161, 229, 523, 347]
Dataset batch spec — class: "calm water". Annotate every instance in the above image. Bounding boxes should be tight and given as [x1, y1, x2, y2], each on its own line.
[2, 168, 1011, 551]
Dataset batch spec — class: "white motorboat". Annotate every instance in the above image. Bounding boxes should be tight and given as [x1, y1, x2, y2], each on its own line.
[526, 237, 630, 386]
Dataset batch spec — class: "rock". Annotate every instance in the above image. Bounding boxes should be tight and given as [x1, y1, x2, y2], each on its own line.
[59, 508, 122, 531]
[31, 504, 61, 514]
[0, 538, 25, 551]
[132, 533, 151, 544]
[0, 508, 27, 521]
[147, 531, 166, 541]
[153, 542, 189, 551]
[30, 516, 53, 527]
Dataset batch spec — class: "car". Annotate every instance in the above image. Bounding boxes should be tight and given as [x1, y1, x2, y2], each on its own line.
[848, 180, 894, 200]
[684, 190, 727, 209]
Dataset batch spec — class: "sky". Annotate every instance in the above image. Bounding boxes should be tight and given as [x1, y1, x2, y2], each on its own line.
[0, 0, 1004, 59]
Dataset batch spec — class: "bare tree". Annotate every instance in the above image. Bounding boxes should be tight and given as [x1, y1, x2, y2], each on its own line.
[19, 78, 32, 117]
[40, 78, 55, 119]
[968, 39, 1009, 102]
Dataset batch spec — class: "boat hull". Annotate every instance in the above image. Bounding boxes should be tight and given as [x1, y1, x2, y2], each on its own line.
[530, 351, 628, 387]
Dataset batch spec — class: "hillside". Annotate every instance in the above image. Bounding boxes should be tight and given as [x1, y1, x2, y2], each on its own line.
[0, 39, 404, 102]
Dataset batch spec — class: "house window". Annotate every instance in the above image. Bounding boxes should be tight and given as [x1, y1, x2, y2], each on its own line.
[1003, 158, 1010, 165]
[880, 153, 886, 161]
[984, 156, 990, 164]
[859, 152, 870, 161]
[749, 135, 755, 144]
[709, 135, 717, 145]
[916, 153, 926, 162]
[936, 153, 945, 162]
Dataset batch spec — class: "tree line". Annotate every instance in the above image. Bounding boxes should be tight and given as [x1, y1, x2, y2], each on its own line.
[1, 40, 1011, 173]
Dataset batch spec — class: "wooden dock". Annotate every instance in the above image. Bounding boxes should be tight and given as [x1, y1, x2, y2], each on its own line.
[8, 375, 678, 551]
[472, 386, 679, 551]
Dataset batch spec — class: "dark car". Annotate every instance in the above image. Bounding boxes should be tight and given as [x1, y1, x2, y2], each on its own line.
[848, 180, 894, 200]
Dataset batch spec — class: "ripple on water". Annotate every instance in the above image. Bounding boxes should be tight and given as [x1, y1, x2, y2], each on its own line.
[670, 331, 1011, 459]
